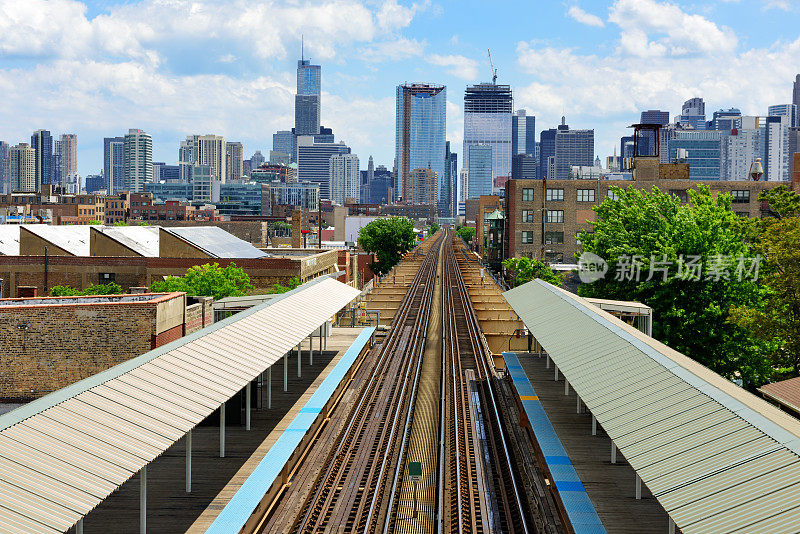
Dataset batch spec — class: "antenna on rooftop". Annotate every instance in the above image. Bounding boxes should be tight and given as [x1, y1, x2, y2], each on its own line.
[487, 49, 497, 84]
[301, 34, 304, 61]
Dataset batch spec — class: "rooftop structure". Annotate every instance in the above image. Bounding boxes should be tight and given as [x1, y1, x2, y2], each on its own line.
[159, 226, 267, 259]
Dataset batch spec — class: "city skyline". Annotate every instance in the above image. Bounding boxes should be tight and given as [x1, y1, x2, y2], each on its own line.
[1, 0, 799, 179]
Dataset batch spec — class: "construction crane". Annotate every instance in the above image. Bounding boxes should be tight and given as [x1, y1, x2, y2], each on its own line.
[487, 48, 497, 84]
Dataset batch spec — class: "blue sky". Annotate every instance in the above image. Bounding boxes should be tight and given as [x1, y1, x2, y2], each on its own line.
[1, 0, 799, 178]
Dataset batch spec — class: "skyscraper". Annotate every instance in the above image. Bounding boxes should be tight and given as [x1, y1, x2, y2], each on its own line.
[668, 130, 722, 180]
[297, 137, 350, 199]
[179, 135, 226, 183]
[711, 109, 742, 131]
[0, 141, 9, 194]
[793, 75, 800, 117]
[59, 134, 77, 183]
[539, 128, 557, 179]
[467, 144, 493, 197]
[329, 153, 360, 204]
[768, 104, 798, 128]
[406, 168, 437, 206]
[546, 117, 595, 180]
[104, 136, 125, 193]
[31, 129, 53, 189]
[442, 142, 458, 217]
[638, 110, 669, 156]
[512, 109, 536, 156]
[273, 130, 295, 162]
[123, 129, 153, 192]
[765, 115, 790, 181]
[251, 150, 266, 170]
[295, 58, 321, 136]
[360, 155, 375, 203]
[10, 143, 36, 192]
[679, 98, 706, 130]
[395, 83, 447, 200]
[226, 141, 244, 182]
[640, 110, 670, 125]
[463, 83, 513, 193]
[722, 117, 764, 180]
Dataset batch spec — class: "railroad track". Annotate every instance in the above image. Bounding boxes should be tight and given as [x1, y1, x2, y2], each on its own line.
[260, 233, 443, 533]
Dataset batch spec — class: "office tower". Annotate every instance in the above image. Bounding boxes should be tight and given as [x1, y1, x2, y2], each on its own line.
[679, 97, 706, 130]
[463, 83, 513, 191]
[765, 115, 790, 181]
[226, 141, 244, 182]
[329, 153, 360, 204]
[366, 165, 394, 205]
[31, 129, 53, 189]
[295, 57, 321, 135]
[0, 141, 9, 194]
[406, 168, 437, 205]
[442, 142, 458, 217]
[59, 133, 77, 183]
[512, 110, 536, 156]
[152, 162, 166, 181]
[467, 144, 493, 197]
[251, 150, 266, 170]
[10, 143, 36, 192]
[52, 140, 63, 188]
[668, 130, 722, 180]
[550, 117, 594, 180]
[640, 110, 670, 125]
[123, 129, 153, 192]
[620, 136, 635, 159]
[297, 137, 350, 199]
[711, 109, 742, 131]
[179, 134, 226, 183]
[794, 75, 800, 117]
[539, 128, 557, 179]
[273, 130, 295, 162]
[360, 156, 375, 203]
[84, 174, 104, 193]
[769, 104, 798, 128]
[511, 153, 537, 180]
[723, 117, 765, 180]
[270, 151, 291, 166]
[104, 136, 125, 193]
[395, 83, 447, 200]
[192, 164, 220, 203]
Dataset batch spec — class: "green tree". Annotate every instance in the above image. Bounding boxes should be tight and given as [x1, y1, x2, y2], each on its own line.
[503, 257, 561, 287]
[578, 184, 770, 388]
[150, 262, 254, 300]
[358, 217, 417, 275]
[50, 282, 124, 296]
[729, 187, 800, 378]
[427, 222, 440, 236]
[113, 221, 129, 226]
[270, 276, 301, 294]
[455, 226, 476, 244]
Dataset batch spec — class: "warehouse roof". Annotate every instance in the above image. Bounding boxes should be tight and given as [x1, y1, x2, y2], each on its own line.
[94, 226, 159, 257]
[759, 376, 800, 417]
[22, 225, 91, 256]
[162, 226, 268, 258]
[504, 279, 800, 534]
[0, 277, 360, 534]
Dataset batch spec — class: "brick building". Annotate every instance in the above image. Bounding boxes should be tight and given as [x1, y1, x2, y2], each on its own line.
[503, 157, 785, 263]
[0, 292, 212, 402]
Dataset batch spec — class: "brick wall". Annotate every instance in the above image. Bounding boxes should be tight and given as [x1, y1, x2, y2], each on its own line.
[185, 296, 213, 335]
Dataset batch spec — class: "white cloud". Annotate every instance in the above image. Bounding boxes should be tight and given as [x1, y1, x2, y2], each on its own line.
[427, 54, 478, 80]
[362, 37, 426, 62]
[566, 6, 605, 27]
[608, 0, 737, 57]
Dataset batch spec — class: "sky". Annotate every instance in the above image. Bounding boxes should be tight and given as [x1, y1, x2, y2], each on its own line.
[1, 0, 800, 179]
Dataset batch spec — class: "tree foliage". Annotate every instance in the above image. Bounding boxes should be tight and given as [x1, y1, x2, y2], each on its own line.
[455, 226, 476, 243]
[150, 262, 254, 300]
[578, 184, 770, 387]
[427, 222, 440, 236]
[729, 187, 800, 378]
[358, 217, 417, 275]
[50, 282, 124, 296]
[503, 257, 561, 287]
[269, 276, 301, 294]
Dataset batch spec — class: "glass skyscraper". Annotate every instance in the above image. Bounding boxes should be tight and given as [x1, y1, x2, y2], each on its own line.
[467, 144, 493, 197]
[295, 59, 321, 135]
[463, 83, 512, 194]
[512, 109, 535, 156]
[395, 83, 447, 202]
[668, 130, 722, 180]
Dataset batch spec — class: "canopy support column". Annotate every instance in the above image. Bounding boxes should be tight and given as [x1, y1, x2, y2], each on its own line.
[140, 466, 147, 534]
[186, 430, 192, 493]
[246, 383, 252, 431]
[219, 403, 226, 458]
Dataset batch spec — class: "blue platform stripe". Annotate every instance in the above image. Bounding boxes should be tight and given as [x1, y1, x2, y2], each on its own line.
[207, 327, 375, 534]
[503, 352, 606, 534]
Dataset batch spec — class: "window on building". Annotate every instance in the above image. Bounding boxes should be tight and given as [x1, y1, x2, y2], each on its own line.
[521, 231, 534, 244]
[669, 189, 688, 203]
[545, 231, 564, 244]
[577, 189, 595, 202]
[732, 190, 750, 203]
[546, 210, 564, 223]
[546, 188, 564, 201]
[522, 188, 535, 202]
[521, 210, 534, 223]
[99, 272, 115, 284]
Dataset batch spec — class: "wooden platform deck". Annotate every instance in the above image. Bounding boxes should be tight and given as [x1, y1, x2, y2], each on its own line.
[76, 327, 367, 534]
[516, 353, 671, 534]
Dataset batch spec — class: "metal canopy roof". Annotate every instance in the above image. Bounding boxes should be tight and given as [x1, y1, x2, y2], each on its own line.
[162, 226, 268, 258]
[504, 279, 800, 534]
[22, 225, 92, 256]
[0, 277, 360, 534]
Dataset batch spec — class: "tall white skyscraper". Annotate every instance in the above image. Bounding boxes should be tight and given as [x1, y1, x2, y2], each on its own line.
[10, 143, 36, 192]
[463, 83, 513, 194]
[722, 116, 765, 180]
[329, 153, 360, 205]
[179, 134, 226, 183]
[765, 115, 790, 181]
[123, 129, 153, 192]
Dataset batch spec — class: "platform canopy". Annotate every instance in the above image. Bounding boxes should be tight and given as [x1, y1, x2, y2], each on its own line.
[505, 279, 800, 534]
[0, 277, 359, 534]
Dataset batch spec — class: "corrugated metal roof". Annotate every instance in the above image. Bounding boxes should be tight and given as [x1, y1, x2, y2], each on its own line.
[0, 224, 49, 256]
[94, 225, 159, 257]
[22, 225, 92, 256]
[759, 376, 800, 416]
[162, 226, 268, 258]
[0, 277, 359, 534]
[504, 279, 800, 534]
